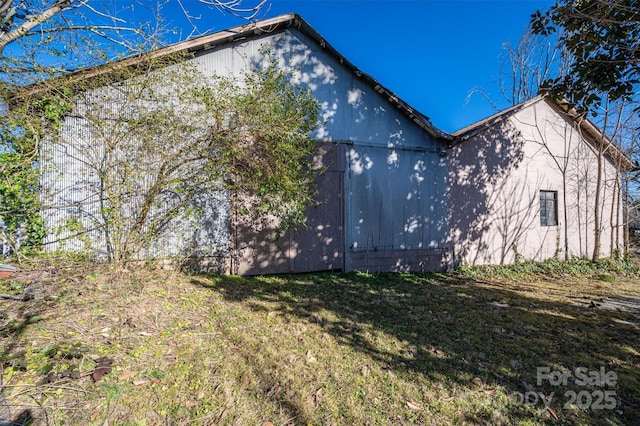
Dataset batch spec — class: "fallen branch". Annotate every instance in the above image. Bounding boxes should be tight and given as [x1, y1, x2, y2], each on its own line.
[0, 293, 32, 301]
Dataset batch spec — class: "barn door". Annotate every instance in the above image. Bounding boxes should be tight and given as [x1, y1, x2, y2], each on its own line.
[232, 144, 344, 275]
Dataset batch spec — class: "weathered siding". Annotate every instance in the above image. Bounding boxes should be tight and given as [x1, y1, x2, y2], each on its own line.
[232, 144, 344, 275]
[39, 23, 450, 273]
[189, 27, 449, 274]
[344, 144, 449, 272]
[190, 29, 442, 149]
[39, 82, 230, 260]
[448, 98, 622, 266]
[40, 116, 107, 255]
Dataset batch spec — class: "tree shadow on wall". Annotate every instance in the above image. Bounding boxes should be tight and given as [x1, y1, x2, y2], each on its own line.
[230, 142, 344, 275]
[237, 35, 450, 274]
[448, 119, 535, 266]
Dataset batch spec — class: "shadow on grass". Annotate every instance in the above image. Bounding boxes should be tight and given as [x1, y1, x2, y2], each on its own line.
[192, 272, 640, 425]
[0, 295, 44, 426]
[0, 263, 71, 426]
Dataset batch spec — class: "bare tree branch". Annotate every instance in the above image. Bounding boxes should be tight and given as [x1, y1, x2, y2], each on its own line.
[0, 0, 12, 16]
[198, 0, 267, 19]
[175, 0, 269, 38]
[80, 1, 127, 24]
[0, 0, 74, 55]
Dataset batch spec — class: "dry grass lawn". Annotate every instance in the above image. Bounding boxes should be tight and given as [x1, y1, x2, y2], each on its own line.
[0, 259, 638, 425]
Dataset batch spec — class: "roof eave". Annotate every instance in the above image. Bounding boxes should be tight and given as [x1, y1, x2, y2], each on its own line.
[10, 13, 452, 142]
[450, 95, 545, 144]
[547, 97, 636, 172]
[288, 15, 451, 141]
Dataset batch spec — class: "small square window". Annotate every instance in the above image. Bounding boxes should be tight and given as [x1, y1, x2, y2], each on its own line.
[540, 190, 558, 226]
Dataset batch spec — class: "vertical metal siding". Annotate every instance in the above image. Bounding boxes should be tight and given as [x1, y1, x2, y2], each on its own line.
[232, 144, 344, 275]
[40, 26, 449, 273]
[40, 89, 230, 259]
[345, 145, 447, 253]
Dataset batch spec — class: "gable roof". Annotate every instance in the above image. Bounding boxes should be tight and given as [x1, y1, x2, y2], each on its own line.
[12, 13, 451, 142]
[452, 94, 636, 171]
[451, 96, 542, 140]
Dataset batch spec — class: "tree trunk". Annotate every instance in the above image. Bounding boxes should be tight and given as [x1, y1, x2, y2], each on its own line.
[623, 175, 629, 256]
[563, 176, 569, 260]
[592, 144, 603, 261]
[610, 165, 620, 258]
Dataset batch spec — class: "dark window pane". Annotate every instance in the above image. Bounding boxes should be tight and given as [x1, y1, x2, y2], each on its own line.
[540, 190, 558, 226]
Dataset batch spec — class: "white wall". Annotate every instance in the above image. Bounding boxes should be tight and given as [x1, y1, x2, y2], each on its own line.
[449, 98, 622, 266]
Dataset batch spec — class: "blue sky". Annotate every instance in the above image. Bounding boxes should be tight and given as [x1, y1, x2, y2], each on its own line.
[164, 0, 555, 133]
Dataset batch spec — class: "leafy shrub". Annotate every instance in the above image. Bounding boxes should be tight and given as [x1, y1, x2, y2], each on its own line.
[456, 256, 639, 281]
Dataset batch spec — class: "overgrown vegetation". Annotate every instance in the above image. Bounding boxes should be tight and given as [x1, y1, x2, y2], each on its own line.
[0, 88, 68, 256]
[0, 152, 44, 256]
[456, 256, 640, 282]
[0, 261, 638, 424]
[3, 51, 320, 262]
[0, 0, 280, 263]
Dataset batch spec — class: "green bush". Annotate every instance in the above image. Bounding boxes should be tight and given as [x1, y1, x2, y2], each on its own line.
[456, 256, 639, 281]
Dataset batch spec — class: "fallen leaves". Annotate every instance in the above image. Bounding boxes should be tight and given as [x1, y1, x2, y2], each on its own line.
[306, 350, 318, 364]
[361, 365, 370, 377]
[91, 358, 113, 383]
[118, 371, 135, 381]
[429, 346, 446, 357]
[3, 264, 638, 425]
[547, 406, 559, 420]
[406, 400, 422, 410]
[471, 377, 484, 387]
[91, 364, 112, 383]
[471, 376, 497, 395]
